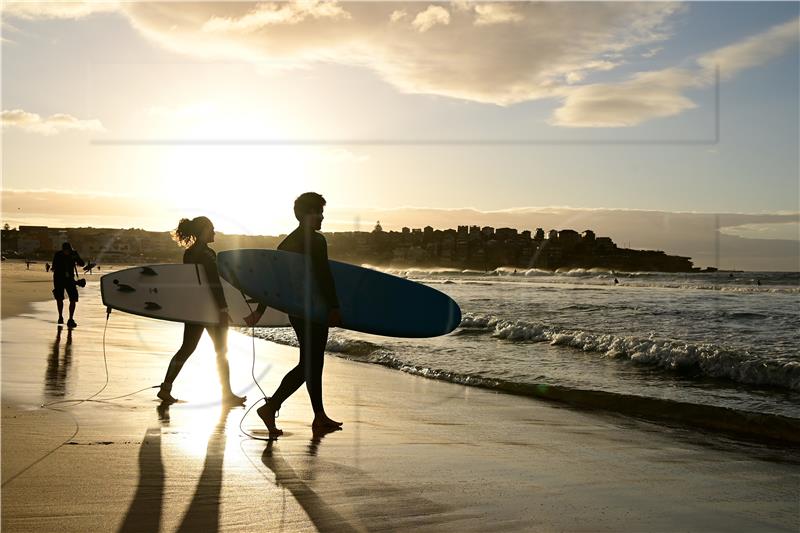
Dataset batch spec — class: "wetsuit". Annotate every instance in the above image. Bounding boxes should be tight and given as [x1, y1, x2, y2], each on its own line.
[51, 250, 85, 301]
[161, 243, 230, 388]
[261, 226, 339, 414]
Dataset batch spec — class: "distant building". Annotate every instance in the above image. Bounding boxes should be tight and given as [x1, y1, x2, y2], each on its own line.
[482, 226, 495, 238]
[558, 229, 581, 247]
[495, 228, 517, 241]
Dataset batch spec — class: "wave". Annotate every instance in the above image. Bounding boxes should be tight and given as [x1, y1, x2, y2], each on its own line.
[459, 314, 800, 392]
[362, 265, 487, 277]
[247, 328, 386, 357]
[244, 324, 800, 443]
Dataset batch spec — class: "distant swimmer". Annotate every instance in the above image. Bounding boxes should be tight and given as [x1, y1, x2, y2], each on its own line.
[45, 262, 50, 273]
[614, 277, 619, 285]
[156, 216, 245, 406]
[756, 280, 761, 286]
[245, 192, 343, 436]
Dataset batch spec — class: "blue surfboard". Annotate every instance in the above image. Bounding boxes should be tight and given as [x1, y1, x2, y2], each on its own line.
[217, 249, 461, 338]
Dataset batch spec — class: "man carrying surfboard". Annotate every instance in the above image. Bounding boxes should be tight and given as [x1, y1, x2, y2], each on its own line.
[245, 192, 343, 435]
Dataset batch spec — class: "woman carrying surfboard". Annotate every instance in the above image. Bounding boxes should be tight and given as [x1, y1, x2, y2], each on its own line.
[157, 216, 246, 406]
[245, 192, 343, 435]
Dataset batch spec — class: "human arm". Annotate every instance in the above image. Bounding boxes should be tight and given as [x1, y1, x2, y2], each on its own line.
[72, 251, 85, 268]
[244, 303, 267, 327]
[199, 248, 229, 322]
[312, 234, 341, 326]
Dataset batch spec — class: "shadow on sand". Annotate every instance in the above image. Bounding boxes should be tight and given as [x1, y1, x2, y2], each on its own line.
[260, 427, 460, 532]
[118, 406, 234, 533]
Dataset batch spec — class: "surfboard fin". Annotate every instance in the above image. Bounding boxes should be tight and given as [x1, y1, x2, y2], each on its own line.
[144, 301, 162, 311]
[112, 280, 136, 293]
[140, 266, 158, 276]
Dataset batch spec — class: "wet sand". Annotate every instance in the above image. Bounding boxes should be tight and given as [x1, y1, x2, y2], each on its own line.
[1, 261, 59, 318]
[2, 274, 799, 532]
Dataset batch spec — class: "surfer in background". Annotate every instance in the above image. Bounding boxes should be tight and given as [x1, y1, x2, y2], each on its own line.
[157, 216, 246, 406]
[52, 242, 85, 328]
[245, 192, 343, 436]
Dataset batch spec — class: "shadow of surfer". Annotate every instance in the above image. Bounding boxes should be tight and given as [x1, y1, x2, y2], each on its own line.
[176, 406, 234, 533]
[245, 193, 343, 437]
[261, 431, 357, 533]
[45, 326, 73, 398]
[118, 407, 234, 533]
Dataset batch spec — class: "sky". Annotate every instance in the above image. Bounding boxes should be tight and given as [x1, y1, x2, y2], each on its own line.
[1, 1, 798, 269]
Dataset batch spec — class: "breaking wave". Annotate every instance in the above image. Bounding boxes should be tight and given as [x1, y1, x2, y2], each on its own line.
[459, 314, 800, 392]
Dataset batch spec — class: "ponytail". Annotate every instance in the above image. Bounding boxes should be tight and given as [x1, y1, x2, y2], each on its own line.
[172, 216, 212, 247]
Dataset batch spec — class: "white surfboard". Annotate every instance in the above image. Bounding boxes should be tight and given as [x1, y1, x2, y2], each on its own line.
[100, 264, 290, 327]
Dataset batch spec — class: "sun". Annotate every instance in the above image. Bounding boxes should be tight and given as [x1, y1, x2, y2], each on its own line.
[153, 103, 343, 235]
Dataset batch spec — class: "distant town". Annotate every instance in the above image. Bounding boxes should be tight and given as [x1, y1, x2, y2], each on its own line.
[1, 222, 710, 273]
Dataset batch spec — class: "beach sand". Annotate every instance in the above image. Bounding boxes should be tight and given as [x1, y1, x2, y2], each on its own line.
[2, 267, 799, 532]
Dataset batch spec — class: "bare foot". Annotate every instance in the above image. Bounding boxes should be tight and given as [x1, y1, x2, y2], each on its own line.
[157, 387, 178, 404]
[257, 402, 283, 436]
[223, 393, 246, 406]
[312, 414, 343, 429]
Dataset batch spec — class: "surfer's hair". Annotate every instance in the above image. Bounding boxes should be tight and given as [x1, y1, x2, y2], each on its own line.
[173, 216, 213, 247]
[294, 192, 326, 221]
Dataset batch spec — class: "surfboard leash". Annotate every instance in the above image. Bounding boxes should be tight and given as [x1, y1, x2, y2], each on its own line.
[237, 289, 281, 442]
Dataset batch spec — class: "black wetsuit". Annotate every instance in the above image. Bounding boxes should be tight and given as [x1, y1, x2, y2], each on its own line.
[162, 243, 229, 388]
[51, 250, 85, 301]
[263, 226, 339, 413]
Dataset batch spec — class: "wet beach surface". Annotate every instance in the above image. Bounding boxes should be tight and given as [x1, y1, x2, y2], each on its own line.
[2, 281, 799, 532]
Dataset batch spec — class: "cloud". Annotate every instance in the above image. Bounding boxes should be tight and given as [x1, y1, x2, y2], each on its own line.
[202, 1, 350, 32]
[9, 3, 797, 128]
[641, 46, 663, 58]
[473, 3, 523, 26]
[390, 9, 407, 24]
[411, 5, 450, 33]
[551, 68, 700, 127]
[1, 109, 105, 135]
[118, 2, 682, 105]
[1, 1, 118, 19]
[552, 16, 800, 127]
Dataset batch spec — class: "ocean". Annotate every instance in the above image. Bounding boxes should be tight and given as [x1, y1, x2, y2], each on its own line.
[250, 268, 800, 438]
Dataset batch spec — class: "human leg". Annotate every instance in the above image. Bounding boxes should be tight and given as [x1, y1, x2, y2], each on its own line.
[209, 326, 245, 405]
[256, 316, 309, 434]
[158, 324, 204, 402]
[65, 283, 79, 328]
[53, 284, 64, 323]
[305, 322, 341, 429]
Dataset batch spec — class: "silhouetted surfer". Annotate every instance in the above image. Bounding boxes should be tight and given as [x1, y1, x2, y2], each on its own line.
[157, 216, 246, 406]
[52, 242, 85, 328]
[245, 192, 343, 436]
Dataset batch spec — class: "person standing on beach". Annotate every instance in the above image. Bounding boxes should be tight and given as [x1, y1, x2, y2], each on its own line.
[51, 242, 85, 328]
[245, 192, 343, 436]
[157, 216, 246, 406]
